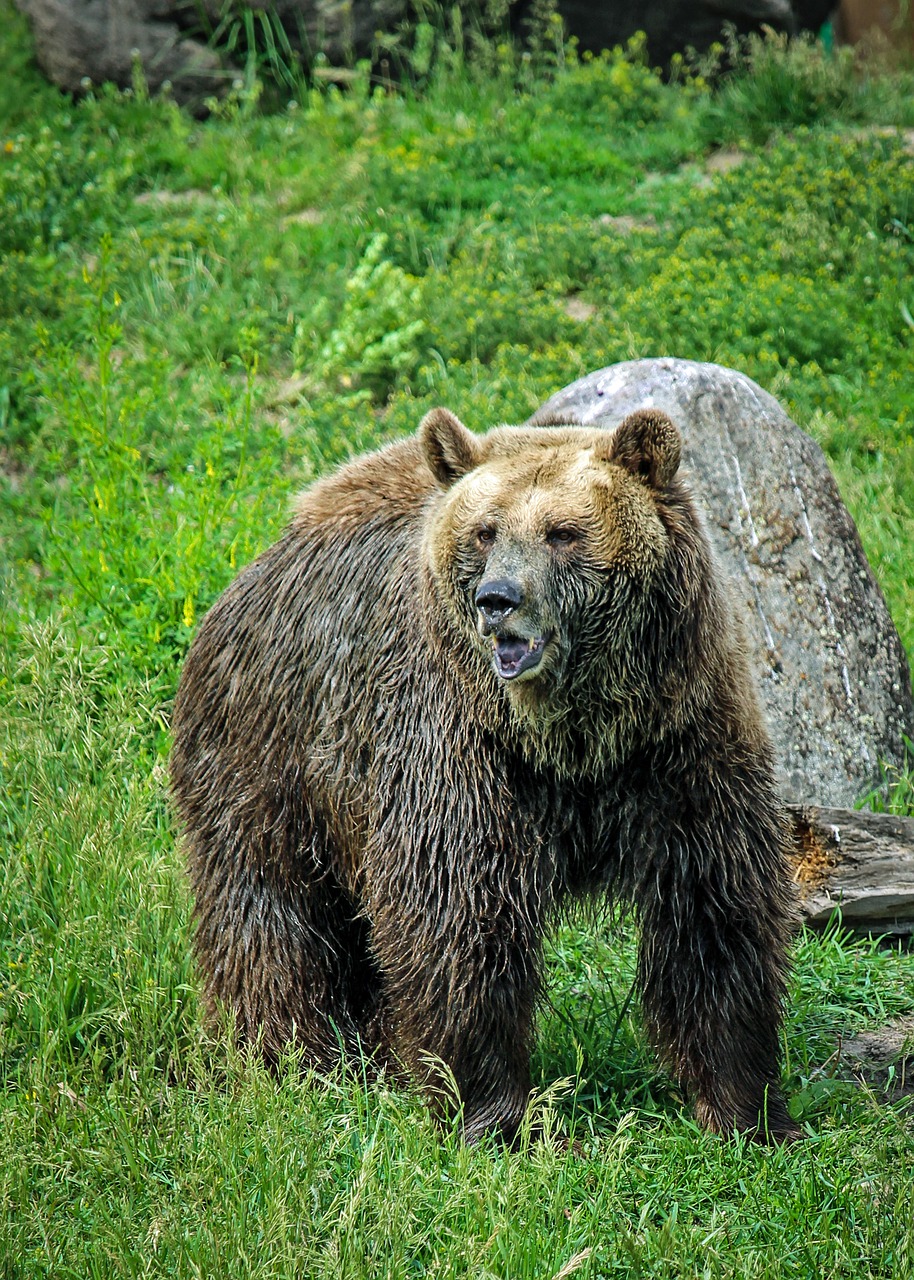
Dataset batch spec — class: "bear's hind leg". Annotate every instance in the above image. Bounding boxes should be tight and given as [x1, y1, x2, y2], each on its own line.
[192, 853, 381, 1072]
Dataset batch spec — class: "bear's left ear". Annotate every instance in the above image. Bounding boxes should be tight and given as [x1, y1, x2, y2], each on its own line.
[606, 409, 682, 489]
[420, 407, 485, 488]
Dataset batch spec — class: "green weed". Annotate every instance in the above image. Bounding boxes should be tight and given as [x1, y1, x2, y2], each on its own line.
[699, 29, 914, 146]
[292, 232, 425, 399]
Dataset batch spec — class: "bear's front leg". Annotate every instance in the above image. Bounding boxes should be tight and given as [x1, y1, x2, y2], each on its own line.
[367, 858, 546, 1145]
[631, 750, 800, 1142]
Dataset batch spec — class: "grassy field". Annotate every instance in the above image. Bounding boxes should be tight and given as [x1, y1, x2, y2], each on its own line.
[2, 8, 914, 1276]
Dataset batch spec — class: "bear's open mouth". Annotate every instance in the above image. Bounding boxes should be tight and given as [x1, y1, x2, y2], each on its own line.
[491, 633, 549, 681]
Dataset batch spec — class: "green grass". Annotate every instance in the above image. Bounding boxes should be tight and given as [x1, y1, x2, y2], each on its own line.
[1, 8, 914, 1275]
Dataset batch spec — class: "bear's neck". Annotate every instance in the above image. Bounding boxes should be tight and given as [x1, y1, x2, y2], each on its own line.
[500, 672, 672, 779]
[419, 556, 728, 782]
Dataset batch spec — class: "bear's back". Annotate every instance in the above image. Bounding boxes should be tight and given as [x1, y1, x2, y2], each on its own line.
[172, 435, 439, 871]
[292, 435, 436, 535]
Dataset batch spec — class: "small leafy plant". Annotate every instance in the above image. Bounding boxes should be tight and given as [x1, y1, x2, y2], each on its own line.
[293, 233, 425, 399]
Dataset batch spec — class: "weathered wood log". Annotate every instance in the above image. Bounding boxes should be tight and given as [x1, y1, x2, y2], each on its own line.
[789, 804, 914, 935]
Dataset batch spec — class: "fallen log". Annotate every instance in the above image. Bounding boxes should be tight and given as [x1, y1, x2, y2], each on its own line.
[789, 805, 914, 936]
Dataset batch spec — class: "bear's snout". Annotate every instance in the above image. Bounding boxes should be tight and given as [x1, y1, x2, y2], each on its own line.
[475, 578, 524, 633]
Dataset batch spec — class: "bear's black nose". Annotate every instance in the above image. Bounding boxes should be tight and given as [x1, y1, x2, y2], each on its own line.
[475, 578, 524, 630]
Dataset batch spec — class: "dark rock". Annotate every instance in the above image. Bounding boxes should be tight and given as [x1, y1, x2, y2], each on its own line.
[793, 0, 838, 33]
[514, 0, 835, 68]
[530, 359, 914, 807]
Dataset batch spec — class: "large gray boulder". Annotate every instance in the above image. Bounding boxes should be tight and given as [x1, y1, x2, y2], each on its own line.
[530, 359, 914, 807]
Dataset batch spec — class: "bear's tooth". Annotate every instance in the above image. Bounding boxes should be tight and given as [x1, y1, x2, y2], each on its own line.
[528, 637, 536, 652]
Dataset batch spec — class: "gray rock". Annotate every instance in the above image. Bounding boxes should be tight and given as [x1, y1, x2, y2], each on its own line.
[530, 358, 914, 807]
[839, 1015, 914, 1100]
[14, 0, 227, 107]
[13, 0, 406, 104]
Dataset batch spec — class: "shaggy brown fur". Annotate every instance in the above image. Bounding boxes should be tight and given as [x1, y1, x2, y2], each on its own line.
[171, 407, 798, 1143]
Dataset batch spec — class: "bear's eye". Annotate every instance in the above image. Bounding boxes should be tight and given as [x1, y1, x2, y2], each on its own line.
[546, 526, 579, 548]
[475, 525, 496, 549]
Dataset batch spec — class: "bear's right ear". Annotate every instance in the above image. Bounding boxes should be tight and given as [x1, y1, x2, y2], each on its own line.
[420, 407, 484, 488]
[606, 409, 682, 489]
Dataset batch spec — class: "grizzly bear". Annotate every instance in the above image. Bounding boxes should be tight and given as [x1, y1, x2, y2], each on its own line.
[170, 406, 798, 1143]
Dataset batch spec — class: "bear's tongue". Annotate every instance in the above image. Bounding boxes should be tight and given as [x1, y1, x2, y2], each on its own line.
[493, 635, 545, 680]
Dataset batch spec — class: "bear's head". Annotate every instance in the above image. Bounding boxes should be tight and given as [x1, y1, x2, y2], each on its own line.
[420, 407, 698, 750]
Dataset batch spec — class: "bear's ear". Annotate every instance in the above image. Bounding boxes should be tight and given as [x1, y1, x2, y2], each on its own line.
[606, 409, 682, 488]
[420, 407, 485, 488]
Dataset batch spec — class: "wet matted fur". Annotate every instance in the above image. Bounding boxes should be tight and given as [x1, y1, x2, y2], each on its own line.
[170, 407, 798, 1143]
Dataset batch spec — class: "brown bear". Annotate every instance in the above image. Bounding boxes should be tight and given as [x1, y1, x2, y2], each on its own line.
[170, 406, 799, 1143]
